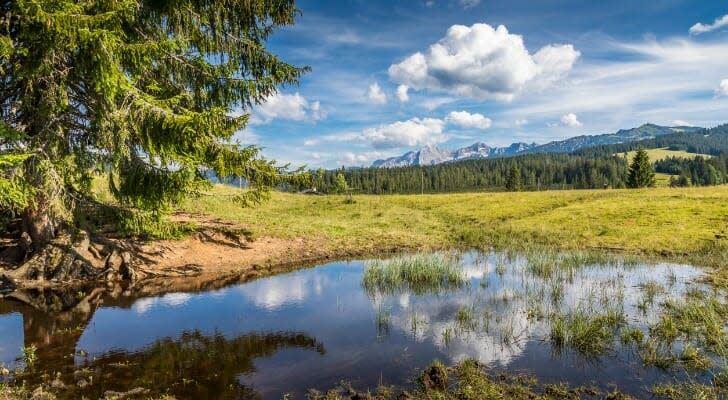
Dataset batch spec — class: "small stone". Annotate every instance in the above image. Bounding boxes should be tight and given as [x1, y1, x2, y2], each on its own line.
[30, 386, 56, 400]
[50, 378, 66, 389]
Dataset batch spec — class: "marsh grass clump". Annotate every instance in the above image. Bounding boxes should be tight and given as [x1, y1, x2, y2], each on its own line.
[652, 382, 722, 400]
[620, 327, 645, 346]
[660, 296, 728, 355]
[362, 253, 464, 296]
[640, 280, 665, 305]
[549, 308, 625, 355]
[456, 306, 477, 331]
[525, 250, 619, 279]
[639, 340, 677, 369]
[680, 344, 712, 370]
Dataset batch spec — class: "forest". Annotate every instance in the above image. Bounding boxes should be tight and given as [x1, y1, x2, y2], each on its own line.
[310, 124, 728, 194]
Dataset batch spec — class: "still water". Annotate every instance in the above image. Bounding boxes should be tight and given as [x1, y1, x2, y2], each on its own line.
[0, 251, 713, 399]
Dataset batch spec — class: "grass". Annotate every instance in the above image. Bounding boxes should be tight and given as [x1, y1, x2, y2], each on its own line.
[181, 185, 728, 271]
[361, 252, 464, 296]
[310, 359, 635, 400]
[549, 308, 626, 355]
[623, 147, 713, 163]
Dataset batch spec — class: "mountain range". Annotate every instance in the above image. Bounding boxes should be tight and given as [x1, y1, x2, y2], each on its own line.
[371, 123, 704, 168]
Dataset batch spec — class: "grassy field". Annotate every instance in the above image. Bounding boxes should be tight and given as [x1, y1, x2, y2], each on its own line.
[182, 185, 728, 268]
[622, 147, 713, 162]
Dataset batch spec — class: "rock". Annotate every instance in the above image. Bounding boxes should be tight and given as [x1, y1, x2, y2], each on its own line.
[0, 367, 10, 375]
[30, 386, 56, 400]
[102, 387, 150, 400]
[0, 274, 17, 294]
[50, 378, 66, 390]
[421, 364, 448, 391]
[76, 379, 89, 388]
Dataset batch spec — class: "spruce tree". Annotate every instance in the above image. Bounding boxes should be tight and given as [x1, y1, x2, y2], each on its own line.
[1, 1, 309, 254]
[627, 147, 656, 188]
[505, 164, 522, 192]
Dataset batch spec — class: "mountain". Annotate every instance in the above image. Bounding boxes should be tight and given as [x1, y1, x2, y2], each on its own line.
[371, 142, 537, 168]
[371, 123, 703, 168]
[522, 123, 704, 154]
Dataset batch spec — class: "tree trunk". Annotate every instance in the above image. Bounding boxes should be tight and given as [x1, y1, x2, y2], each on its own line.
[22, 206, 55, 251]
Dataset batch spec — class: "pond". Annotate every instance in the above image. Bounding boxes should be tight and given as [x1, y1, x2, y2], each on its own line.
[0, 251, 721, 399]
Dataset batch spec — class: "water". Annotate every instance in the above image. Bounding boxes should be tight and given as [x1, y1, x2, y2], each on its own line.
[0, 251, 714, 399]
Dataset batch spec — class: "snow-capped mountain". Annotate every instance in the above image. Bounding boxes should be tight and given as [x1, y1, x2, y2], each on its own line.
[370, 123, 704, 168]
[371, 142, 536, 168]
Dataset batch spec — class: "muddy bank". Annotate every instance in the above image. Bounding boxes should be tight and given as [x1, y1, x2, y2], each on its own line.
[0, 220, 412, 297]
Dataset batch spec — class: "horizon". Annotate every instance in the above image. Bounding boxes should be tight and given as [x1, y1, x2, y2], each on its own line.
[233, 1, 728, 169]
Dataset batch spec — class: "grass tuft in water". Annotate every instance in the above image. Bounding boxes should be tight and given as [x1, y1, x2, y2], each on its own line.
[549, 308, 625, 355]
[620, 327, 645, 346]
[362, 253, 464, 296]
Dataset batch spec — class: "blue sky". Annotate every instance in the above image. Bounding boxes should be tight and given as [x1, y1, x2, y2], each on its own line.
[235, 0, 728, 168]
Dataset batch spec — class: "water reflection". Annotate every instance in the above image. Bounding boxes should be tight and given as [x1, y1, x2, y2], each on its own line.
[0, 252, 711, 399]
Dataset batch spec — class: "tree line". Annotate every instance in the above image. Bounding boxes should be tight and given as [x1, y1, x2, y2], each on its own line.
[307, 125, 728, 194]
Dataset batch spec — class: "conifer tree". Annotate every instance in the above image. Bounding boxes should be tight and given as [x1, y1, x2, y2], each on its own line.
[505, 164, 522, 192]
[0, 1, 309, 252]
[334, 173, 349, 194]
[627, 147, 656, 188]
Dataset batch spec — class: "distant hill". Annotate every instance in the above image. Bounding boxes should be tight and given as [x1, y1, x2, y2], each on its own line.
[371, 123, 703, 168]
[371, 142, 536, 168]
[523, 123, 703, 154]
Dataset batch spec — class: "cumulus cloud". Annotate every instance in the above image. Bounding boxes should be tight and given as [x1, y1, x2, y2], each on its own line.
[339, 151, 386, 165]
[560, 113, 582, 127]
[717, 79, 728, 97]
[459, 0, 480, 9]
[446, 111, 492, 129]
[396, 85, 410, 102]
[252, 92, 325, 124]
[515, 119, 528, 126]
[368, 82, 388, 104]
[689, 14, 728, 35]
[388, 23, 580, 101]
[362, 117, 447, 149]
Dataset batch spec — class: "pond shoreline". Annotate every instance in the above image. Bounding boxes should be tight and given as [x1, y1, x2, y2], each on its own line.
[1, 225, 724, 296]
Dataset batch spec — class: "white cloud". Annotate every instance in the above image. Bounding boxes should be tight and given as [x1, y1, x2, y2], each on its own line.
[672, 119, 690, 126]
[446, 111, 492, 129]
[396, 85, 410, 102]
[252, 92, 324, 124]
[368, 82, 388, 104]
[515, 119, 528, 126]
[388, 23, 580, 101]
[505, 38, 728, 122]
[424, 1, 435, 7]
[339, 151, 386, 165]
[420, 97, 455, 110]
[717, 79, 728, 97]
[458, 0, 480, 9]
[560, 113, 582, 127]
[362, 117, 447, 149]
[232, 128, 258, 144]
[689, 14, 728, 35]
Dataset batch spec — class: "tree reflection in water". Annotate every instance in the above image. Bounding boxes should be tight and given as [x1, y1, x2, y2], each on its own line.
[0, 278, 325, 399]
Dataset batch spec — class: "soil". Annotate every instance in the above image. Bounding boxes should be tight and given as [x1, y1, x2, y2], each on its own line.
[0, 212, 409, 294]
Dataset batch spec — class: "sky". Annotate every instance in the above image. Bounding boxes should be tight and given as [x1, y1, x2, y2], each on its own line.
[234, 0, 728, 169]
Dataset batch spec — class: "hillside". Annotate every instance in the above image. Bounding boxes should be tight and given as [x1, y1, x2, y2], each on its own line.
[623, 148, 713, 162]
[371, 123, 703, 168]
